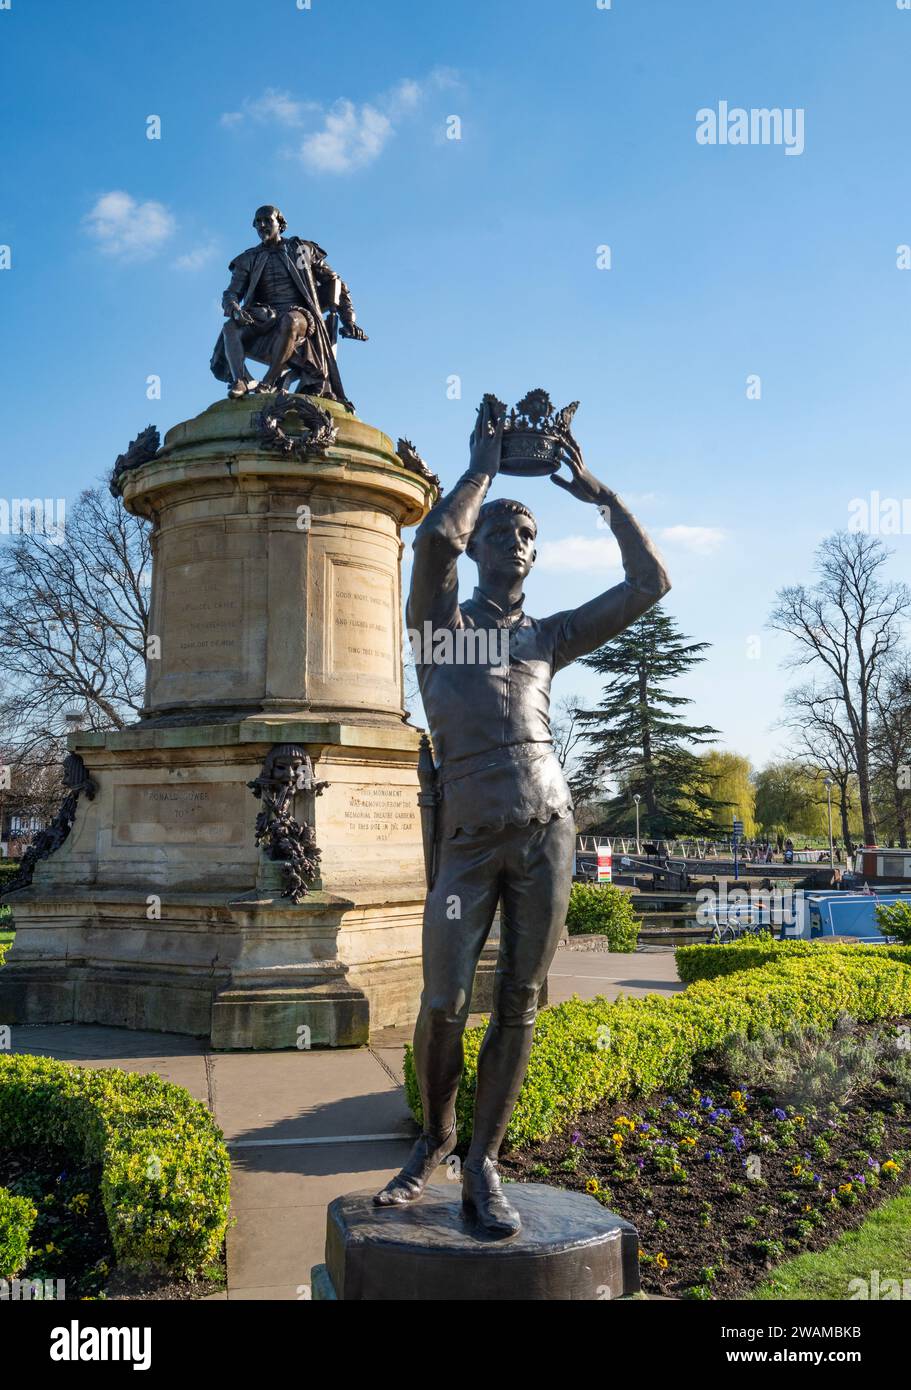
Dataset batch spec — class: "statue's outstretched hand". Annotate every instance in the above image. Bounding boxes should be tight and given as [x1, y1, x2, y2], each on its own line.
[550, 433, 608, 504]
[341, 323, 369, 341]
[469, 395, 505, 477]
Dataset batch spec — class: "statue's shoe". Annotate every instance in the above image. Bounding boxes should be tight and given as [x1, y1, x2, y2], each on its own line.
[228, 379, 256, 399]
[461, 1159, 521, 1239]
[373, 1127, 458, 1207]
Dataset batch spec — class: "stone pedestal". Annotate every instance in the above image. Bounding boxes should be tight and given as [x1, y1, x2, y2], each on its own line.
[311, 1184, 640, 1300]
[0, 397, 438, 1047]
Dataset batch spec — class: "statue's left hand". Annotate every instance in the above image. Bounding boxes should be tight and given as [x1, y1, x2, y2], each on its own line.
[341, 323, 369, 341]
[550, 433, 609, 505]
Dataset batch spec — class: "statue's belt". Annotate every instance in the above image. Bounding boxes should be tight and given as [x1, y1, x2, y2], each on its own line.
[437, 743, 556, 787]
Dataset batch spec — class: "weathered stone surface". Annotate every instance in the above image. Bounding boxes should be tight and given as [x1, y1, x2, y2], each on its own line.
[120, 396, 430, 721]
[0, 401, 437, 1047]
[315, 1184, 640, 1300]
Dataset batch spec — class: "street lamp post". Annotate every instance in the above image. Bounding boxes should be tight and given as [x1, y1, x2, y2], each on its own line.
[633, 793, 641, 854]
[824, 777, 835, 870]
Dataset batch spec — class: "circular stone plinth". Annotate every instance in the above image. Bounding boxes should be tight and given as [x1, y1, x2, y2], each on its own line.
[318, 1183, 640, 1301]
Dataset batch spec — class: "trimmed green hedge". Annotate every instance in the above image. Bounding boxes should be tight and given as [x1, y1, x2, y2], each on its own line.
[566, 882, 639, 951]
[0, 1055, 230, 1274]
[676, 935, 911, 984]
[0, 1186, 38, 1279]
[0, 861, 21, 890]
[404, 949, 911, 1150]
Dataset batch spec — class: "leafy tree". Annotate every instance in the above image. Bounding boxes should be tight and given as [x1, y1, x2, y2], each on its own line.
[753, 760, 831, 840]
[571, 605, 727, 838]
[694, 751, 756, 837]
[874, 900, 911, 944]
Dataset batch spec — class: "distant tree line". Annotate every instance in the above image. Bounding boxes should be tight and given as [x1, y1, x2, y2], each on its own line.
[559, 531, 911, 849]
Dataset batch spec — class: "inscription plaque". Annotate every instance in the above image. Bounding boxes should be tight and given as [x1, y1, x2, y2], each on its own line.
[165, 561, 244, 672]
[322, 783, 420, 845]
[329, 560, 396, 678]
[113, 782, 245, 847]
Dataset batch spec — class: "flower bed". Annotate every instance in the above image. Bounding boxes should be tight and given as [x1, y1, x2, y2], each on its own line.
[0, 1055, 231, 1277]
[0, 1183, 38, 1279]
[404, 948, 911, 1149]
[501, 1020, 911, 1299]
[0, 1144, 113, 1294]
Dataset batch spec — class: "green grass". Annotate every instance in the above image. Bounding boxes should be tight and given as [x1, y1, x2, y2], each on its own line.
[751, 1188, 911, 1300]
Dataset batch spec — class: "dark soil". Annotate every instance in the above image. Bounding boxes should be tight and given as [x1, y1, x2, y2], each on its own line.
[0, 1145, 224, 1301]
[499, 1023, 911, 1299]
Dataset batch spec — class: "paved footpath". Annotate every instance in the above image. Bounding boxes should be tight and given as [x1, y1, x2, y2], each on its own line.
[10, 947, 682, 1300]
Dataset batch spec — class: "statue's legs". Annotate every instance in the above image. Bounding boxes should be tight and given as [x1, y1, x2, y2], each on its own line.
[374, 832, 501, 1208]
[222, 321, 258, 397]
[467, 815, 574, 1162]
[259, 310, 311, 390]
[374, 814, 574, 1237]
[462, 814, 574, 1235]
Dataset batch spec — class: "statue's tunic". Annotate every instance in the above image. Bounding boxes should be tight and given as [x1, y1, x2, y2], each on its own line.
[406, 463, 666, 1030]
[408, 467, 657, 839]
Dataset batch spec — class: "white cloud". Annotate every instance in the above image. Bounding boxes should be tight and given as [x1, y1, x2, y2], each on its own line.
[84, 191, 175, 260]
[301, 100, 394, 173]
[659, 524, 726, 555]
[220, 88, 313, 129]
[221, 70, 460, 175]
[536, 535, 622, 573]
[175, 241, 219, 272]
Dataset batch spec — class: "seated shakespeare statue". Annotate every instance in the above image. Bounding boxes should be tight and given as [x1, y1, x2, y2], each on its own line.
[210, 204, 367, 407]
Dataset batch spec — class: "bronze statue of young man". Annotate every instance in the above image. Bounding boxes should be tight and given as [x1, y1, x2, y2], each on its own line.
[375, 398, 671, 1237]
[210, 205, 368, 406]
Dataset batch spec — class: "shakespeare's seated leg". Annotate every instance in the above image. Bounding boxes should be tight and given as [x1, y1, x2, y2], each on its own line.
[259, 309, 313, 390]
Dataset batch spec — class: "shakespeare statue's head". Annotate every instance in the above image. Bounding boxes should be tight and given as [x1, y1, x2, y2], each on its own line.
[253, 205, 287, 243]
[466, 497, 538, 586]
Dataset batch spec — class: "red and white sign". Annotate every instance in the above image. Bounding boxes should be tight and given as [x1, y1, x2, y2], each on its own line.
[597, 844, 612, 883]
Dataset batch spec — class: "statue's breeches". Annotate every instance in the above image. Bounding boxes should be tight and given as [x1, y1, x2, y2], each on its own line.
[236, 306, 315, 362]
[420, 812, 575, 1028]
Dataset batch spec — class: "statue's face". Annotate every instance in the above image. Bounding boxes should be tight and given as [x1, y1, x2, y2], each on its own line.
[270, 751, 303, 786]
[254, 209, 283, 243]
[470, 510, 537, 587]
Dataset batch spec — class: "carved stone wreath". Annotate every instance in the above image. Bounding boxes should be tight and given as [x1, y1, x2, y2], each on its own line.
[1, 753, 97, 896]
[257, 392, 338, 461]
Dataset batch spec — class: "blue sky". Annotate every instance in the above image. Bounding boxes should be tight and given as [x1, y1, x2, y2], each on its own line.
[2, 0, 910, 767]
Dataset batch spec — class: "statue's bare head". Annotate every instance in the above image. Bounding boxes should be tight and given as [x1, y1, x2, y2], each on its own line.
[253, 205, 287, 243]
[467, 498, 538, 587]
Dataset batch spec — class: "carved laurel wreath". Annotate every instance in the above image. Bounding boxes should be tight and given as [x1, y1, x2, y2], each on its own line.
[257, 392, 338, 460]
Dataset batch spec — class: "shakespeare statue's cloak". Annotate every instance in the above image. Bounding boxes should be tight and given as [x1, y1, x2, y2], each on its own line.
[210, 237, 351, 405]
